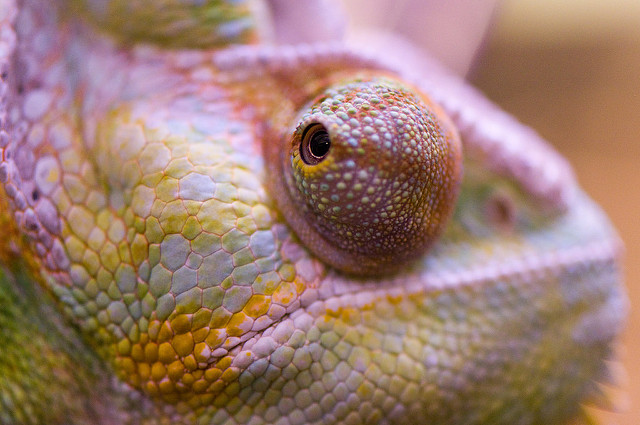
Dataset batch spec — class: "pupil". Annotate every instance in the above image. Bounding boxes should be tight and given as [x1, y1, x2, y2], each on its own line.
[309, 130, 330, 158]
[300, 124, 331, 165]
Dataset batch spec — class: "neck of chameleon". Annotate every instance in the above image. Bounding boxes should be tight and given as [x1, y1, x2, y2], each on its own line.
[51, 0, 267, 49]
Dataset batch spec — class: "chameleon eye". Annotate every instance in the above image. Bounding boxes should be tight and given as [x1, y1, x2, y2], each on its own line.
[300, 123, 331, 165]
[268, 76, 462, 275]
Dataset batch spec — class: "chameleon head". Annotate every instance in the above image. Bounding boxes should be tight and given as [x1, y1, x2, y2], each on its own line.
[2, 1, 625, 422]
[270, 77, 462, 275]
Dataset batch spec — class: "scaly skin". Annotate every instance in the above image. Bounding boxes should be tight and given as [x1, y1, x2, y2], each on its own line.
[0, 1, 627, 424]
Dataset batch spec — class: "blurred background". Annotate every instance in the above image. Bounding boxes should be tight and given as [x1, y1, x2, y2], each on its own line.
[473, 2, 640, 424]
[340, 0, 639, 423]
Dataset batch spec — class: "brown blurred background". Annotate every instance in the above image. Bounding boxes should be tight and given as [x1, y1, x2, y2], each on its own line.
[340, 0, 639, 423]
[472, 2, 639, 424]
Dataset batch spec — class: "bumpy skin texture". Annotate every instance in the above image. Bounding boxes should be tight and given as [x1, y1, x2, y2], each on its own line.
[268, 76, 462, 275]
[0, 1, 627, 424]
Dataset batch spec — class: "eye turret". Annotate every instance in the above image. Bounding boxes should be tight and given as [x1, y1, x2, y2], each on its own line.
[270, 77, 462, 275]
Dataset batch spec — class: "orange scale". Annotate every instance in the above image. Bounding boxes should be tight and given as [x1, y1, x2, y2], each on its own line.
[204, 367, 223, 383]
[167, 360, 185, 381]
[151, 361, 168, 382]
[170, 314, 193, 334]
[192, 327, 210, 344]
[204, 328, 225, 348]
[158, 378, 176, 395]
[183, 354, 198, 371]
[243, 294, 270, 318]
[172, 333, 195, 357]
[181, 372, 196, 387]
[130, 343, 145, 361]
[157, 320, 174, 343]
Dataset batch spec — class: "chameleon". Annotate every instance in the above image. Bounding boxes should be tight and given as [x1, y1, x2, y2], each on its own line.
[0, 0, 628, 424]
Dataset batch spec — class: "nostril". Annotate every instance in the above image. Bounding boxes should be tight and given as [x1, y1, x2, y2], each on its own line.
[485, 192, 516, 232]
